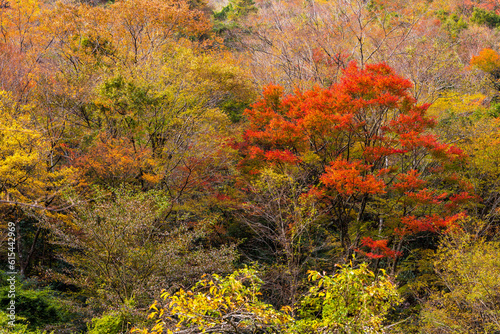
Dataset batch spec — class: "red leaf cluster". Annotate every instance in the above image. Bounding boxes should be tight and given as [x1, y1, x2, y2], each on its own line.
[396, 213, 466, 236]
[357, 237, 402, 259]
[320, 159, 385, 196]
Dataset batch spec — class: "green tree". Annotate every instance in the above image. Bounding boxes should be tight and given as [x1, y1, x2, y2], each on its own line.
[471, 7, 500, 28]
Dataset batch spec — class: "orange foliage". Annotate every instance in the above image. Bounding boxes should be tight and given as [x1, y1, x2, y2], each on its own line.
[321, 159, 385, 197]
[240, 62, 462, 174]
[391, 170, 427, 192]
[405, 189, 448, 205]
[470, 48, 500, 74]
[75, 135, 154, 187]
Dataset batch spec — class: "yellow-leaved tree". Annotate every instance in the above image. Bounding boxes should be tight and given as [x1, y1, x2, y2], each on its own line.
[0, 90, 76, 276]
[420, 218, 500, 333]
[0, 90, 76, 210]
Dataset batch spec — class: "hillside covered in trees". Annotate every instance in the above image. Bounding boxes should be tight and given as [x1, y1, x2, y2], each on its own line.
[1, 0, 500, 332]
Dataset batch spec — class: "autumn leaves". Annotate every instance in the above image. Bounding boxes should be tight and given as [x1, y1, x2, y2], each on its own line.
[1, 0, 500, 332]
[237, 62, 471, 266]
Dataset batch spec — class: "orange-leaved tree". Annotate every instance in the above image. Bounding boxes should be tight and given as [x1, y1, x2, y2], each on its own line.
[236, 62, 474, 275]
[470, 48, 500, 92]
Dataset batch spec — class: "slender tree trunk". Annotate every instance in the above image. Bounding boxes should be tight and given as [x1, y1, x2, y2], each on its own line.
[21, 226, 42, 277]
[391, 238, 404, 276]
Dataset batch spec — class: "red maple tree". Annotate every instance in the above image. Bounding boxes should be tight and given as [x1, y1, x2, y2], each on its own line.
[237, 62, 475, 269]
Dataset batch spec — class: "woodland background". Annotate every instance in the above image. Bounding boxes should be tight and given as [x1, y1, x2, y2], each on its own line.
[1, 0, 500, 332]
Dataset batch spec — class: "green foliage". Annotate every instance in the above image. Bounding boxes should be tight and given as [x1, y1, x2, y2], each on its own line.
[52, 186, 238, 311]
[292, 262, 402, 334]
[0, 274, 68, 331]
[212, 0, 257, 37]
[0, 310, 38, 334]
[88, 299, 146, 333]
[79, 34, 116, 59]
[436, 10, 468, 37]
[220, 99, 250, 122]
[213, 4, 232, 21]
[0, 311, 53, 334]
[88, 312, 124, 334]
[471, 7, 500, 28]
[230, 0, 257, 18]
[488, 101, 500, 117]
[213, 0, 257, 21]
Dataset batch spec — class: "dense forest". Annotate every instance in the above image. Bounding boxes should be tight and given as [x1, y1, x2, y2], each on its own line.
[1, 0, 500, 332]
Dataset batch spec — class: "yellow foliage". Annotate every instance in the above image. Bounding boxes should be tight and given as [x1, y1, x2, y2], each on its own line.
[421, 220, 500, 333]
[0, 90, 75, 211]
[134, 267, 292, 333]
[428, 91, 486, 118]
[0, 0, 42, 51]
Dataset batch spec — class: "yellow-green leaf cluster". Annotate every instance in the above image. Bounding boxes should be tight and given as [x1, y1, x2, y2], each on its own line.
[135, 267, 292, 334]
[292, 262, 402, 334]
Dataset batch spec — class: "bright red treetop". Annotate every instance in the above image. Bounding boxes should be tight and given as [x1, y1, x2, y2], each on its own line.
[241, 62, 460, 173]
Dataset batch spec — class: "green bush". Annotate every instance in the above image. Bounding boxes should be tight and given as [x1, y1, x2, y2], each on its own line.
[0, 288, 63, 329]
[0, 272, 68, 330]
[436, 10, 468, 38]
[471, 7, 500, 28]
[88, 312, 124, 334]
[488, 102, 500, 117]
[0, 309, 53, 334]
